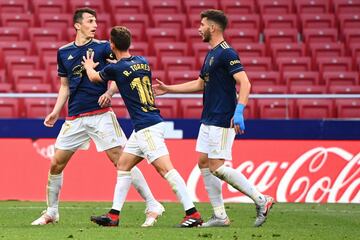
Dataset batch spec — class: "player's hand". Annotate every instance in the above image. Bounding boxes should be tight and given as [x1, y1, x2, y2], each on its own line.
[106, 58, 117, 64]
[152, 79, 168, 96]
[44, 112, 59, 127]
[232, 104, 246, 135]
[82, 50, 99, 70]
[98, 92, 112, 108]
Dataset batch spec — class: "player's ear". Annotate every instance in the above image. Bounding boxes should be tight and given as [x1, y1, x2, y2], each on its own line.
[74, 22, 81, 31]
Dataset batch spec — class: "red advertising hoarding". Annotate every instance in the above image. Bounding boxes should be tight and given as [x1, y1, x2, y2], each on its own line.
[0, 139, 359, 203]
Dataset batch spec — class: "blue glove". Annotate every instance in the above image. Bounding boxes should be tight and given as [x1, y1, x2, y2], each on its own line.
[234, 103, 245, 131]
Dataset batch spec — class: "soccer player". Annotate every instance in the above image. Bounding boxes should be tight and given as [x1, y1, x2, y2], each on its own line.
[153, 9, 274, 227]
[82, 26, 203, 228]
[31, 8, 164, 227]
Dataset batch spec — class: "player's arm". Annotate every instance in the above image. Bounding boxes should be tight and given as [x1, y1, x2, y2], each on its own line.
[44, 77, 69, 127]
[98, 81, 119, 108]
[82, 51, 102, 82]
[153, 77, 204, 96]
[233, 71, 251, 134]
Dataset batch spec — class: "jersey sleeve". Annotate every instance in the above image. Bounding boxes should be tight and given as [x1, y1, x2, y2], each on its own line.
[99, 64, 116, 81]
[57, 50, 67, 77]
[221, 48, 245, 75]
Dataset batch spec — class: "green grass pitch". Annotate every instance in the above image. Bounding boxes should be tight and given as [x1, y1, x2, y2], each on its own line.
[0, 201, 359, 240]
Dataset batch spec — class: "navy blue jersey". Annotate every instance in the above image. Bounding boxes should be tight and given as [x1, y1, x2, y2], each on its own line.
[199, 41, 244, 128]
[57, 39, 114, 116]
[99, 56, 162, 132]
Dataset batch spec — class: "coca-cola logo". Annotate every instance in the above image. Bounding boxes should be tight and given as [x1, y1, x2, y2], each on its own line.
[187, 147, 360, 203]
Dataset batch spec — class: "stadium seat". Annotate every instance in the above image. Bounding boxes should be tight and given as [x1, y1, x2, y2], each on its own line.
[167, 70, 199, 85]
[220, 0, 256, 14]
[309, 43, 345, 63]
[343, 29, 360, 47]
[147, 0, 183, 14]
[28, 27, 64, 43]
[338, 13, 360, 29]
[270, 43, 306, 58]
[328, 85, 360, 94]
[225, 28, 259, 44]
[349, 43, 360, 63]
[0, 98, 20, 118]
[247, 71, 281, 85]
[23, 98, 62, 118]
[5, 56, 40, 78]
[152, 14, 187, 30]
[297, 99, 334, 119]
[161, 56, 196, 72]
[258, 0, 294, 14]
[336, 99, 360, 118]
[323, 71, 359, 87]
[244, 99, 257, 119]
[283, 71, 320, 86]
[288, 85, 327, 94]
[110, 98, 129, 118]
[38, 13, 73, 30]
[12, 70, 48, 84]
[276, 57, 312, 73]
[152, 70, 166, 83]
[179, 98, 203, 119]
[146, 28, 181, 48]
[227, 14, 261, 31]
[300, 13, 336, 29]
[0, 27, 24, 41]
[32, 0, 67, 14]
[16, 83, 53, 93]
[263, 29, 298, 48]
[184, 0, 219, 14]
[42, 55, 58, 74]
[251, 85, 288, 94]
[0, 70, 6, 83]
[232, 43, 266, 57]
[302, 28, 338, 44]
[0, 83, 12, 93]
[34, 42, 67, 59]
[129, 42, 149, 56]
[191, 42, 211, 67]
[241, 57, 272, 71]
[295, 0, 331, 13]
[155, 98, 180, 118]
[145, 56, 159, 71]
[333, 0, 360, 14]
[188, 14, 201, 28]
[0, 41, 31, 56]
[316, 57, 353, 73]
[95, 13, 112, 39]
[0, 0, 29, 13]
[262, 14, 298, 29]
[154, 42, 188, 60]
[68, 0, 105, 13]
[109, 0, 144, 14]
[0, 13, 34, 28]
[257, 99, 295, 119]
[113, 14, 149, 37]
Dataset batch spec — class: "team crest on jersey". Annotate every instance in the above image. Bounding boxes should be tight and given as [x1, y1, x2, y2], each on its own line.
[209, 56, 214, 66]
[86, 48, 94, 56]
[72, 64, 85, 77]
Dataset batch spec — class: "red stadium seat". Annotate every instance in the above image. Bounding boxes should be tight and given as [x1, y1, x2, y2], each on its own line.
[154, 42, 188, 60]
[184, 28, 203, 46]
[0, 0, 28, 13]
[42, 55, 58, 74]
[161, 56, 196, 72]
[179, 98, 203, 119]
[343, 29, 360, 47]
[333, 0, 360, 14]
[0, 41, 31, 56]
[191, 42, 211, 66]
[302, 28, 338, 44]
[257, 99, 295, 119]
[23, 98, 63, 118]
[276, 57, 312, 73]
[309, 43, 345, 62]
[0, 13, 34, 28]
[167, 70, 199, 85]
[0, 27, 24, 41]
[262, 14, 298, 29]
[349, 43, 360, 64]
[113, 14, 149, 37]
[247, 71, 281, 86]
[152, 14, 187, 31]
[38, 13, 73, 30]
[338, 13, 360, 29]
[283, 71, 320, 86]
[225, 28, 259, 44]
[323, 71, 359, 87]
[0, 98, 20, 118]
[5, 56, 40, 76]
[111, 98, 129, 118]
[68, 0, 105, 13]
[145, 56, 159, 71]
[263, 29, 298, 47]
[146, 28, 181, 46]
[184, 0, 219, 14]
[232, 43, 266, 57]
[32, 0, 67, 14]
[16, 83, 53, 93]
[34, 41, 67, 59]
[295, 0, 331, 13]
[147, 0, 183, 14]
[152, 70, 166, 83]
[297, 99, 334, 119]
[155, 98, 180, 118]
[109, 0, 144, 14]
[251, 85, 288, 94]
[220, 0, 256, 14]
[227, 14, 261, 30]
[28, 27, 64, 42]
[288, 85, 327, 94]
[188, 14, 201, 28]
[0, 83, 12, 93]
[317, 57, 353, 73]
[244, 99, 257, 119]
[328, 85, 360, 94]
[270, 43, 306, 58]
[129, 42, 149, 56]
[258, 0, 294, 14]
[300, 13, 336, 29]
[336, 99, 360, 118]
[95, 13, 112, 39]
[241, 57, 273, 71]
[12, 70, 48, 84]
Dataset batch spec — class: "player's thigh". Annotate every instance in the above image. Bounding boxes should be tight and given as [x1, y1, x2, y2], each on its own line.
[196, 124, 210, 155]
[117, 152, 143, 171]
[105, 146, 123, 166]
[207, 125, 235, 160]
[55, 119, 90, 151]
[87, 111, 127, 152]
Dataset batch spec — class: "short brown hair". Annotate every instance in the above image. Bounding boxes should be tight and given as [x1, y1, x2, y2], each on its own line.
[73, 7, 96, 24]
[200, 9, 228, 31]
[110, 26, 132, 51]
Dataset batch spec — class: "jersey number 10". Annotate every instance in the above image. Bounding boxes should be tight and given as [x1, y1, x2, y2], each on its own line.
[130, 76, 157, 112]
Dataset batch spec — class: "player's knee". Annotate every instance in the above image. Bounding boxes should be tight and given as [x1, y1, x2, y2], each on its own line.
[50, 157, 65, 175]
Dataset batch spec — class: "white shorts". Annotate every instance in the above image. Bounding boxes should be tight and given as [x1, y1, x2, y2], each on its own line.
[55, 111, 127, 152]
[195, 124, 236, 160]
[124, 122, 169, 163]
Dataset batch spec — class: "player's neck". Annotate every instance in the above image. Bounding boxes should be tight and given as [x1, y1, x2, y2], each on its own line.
[114, 50, 131, 61]
[74, 34, 92, 46]
[209, 34, 225, 49]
